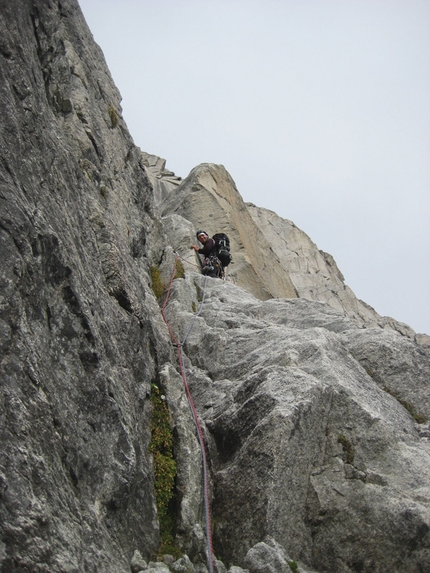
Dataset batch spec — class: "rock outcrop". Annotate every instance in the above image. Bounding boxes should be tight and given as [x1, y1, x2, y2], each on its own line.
[1, 1, 429, 573]
[161, 163, 298, 301]
[0, 1, 170, 570]
[246, 204, 420, 339]
[162, 273, 430, 571]
[152, 157, 423, 342]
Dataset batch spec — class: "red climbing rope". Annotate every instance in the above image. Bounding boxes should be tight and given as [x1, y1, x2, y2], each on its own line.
[160, 255, 215, 573]
[174, 250, 202, 269]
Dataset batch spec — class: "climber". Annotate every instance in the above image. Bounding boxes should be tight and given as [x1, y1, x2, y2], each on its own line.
[191, 230, 224, 278]
[191, 230, 216, 257]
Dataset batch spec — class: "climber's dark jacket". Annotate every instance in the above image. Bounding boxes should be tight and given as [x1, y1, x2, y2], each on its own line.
[197, 238, 216, 256]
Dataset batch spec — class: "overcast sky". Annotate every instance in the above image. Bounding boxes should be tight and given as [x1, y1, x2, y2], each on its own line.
[79, 0, 429, 335]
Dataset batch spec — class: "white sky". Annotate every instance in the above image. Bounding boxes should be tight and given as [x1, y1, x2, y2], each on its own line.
[79, 0, 430, 335]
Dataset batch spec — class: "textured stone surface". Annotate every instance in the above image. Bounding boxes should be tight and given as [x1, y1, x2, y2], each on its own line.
[1, 1, 430, 572]
[161, 163, 298, 300]
[141, 151, 183, 207]
[246, 203, 421, 341]
[159, 364, 206, 560]
[244, 538, 291, 573]
[157, 162, 426, 346]
[162, 273, 430, 572]
[246, 203, 373, 317]
[0, 1, 170, 570]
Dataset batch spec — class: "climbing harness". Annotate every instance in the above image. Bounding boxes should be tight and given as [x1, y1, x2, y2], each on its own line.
[201, 254, 225, 279]
[161, 255, 214, 573]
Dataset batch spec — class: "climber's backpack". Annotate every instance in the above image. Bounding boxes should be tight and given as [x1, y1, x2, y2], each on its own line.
[212, 233, 231, 267]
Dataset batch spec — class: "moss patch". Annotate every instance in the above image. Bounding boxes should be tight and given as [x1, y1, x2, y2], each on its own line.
[174, 259, 185, 279]
[338, 434, 354, 464]
[150, 266, 166, 300]
[99, 185, 108, 199]
[195, 284, 203, 303]
[288, 562, 299, 573]
[108, 104, 118, 127]
[149, 383, 180, 557]
[384, 387, 427, 424]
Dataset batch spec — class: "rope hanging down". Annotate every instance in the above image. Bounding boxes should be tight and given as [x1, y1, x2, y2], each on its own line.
[161, 255, 214, 573]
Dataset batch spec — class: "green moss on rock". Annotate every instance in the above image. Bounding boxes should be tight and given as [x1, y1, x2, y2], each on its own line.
[108, 104, 118, 127]
[338, 434, 354, 464]
[149, 383, 179, 556]
[150, 266, 166, 300]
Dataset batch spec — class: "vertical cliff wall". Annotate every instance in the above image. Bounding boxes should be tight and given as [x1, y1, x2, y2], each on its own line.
[0, 1, 173, 570]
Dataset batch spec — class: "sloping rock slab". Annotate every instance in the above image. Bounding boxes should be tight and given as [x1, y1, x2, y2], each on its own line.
[163, 273, 430, 573]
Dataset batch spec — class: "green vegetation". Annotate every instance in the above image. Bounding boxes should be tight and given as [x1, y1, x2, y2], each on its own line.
[150, 260, 184, 301]
[338, 434, 354, 464]
[384, 387, 427, 424]
[150, 266, 166, 300]
[174, 258, 185, 279]
[288, 561, 299, 573]
[195, 284, 203, 303]
[108, 104, 118, 128]
[363, 364, 426, 425]
[149, 383, 180, 557]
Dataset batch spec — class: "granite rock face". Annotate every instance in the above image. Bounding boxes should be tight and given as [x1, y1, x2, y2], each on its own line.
[1, 1, 430, 573]
[0, 1, 171, 570]
[163, 273, 430, 572]
[154, 158, 426, 344]
[246, 204, 422, 339]
[161, 163, 298, 301]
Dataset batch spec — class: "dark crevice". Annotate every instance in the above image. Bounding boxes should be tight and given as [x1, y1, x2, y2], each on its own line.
[86, 131, 101, 160]
[113, 288, 133, 314]
[62, 285, 95, 344]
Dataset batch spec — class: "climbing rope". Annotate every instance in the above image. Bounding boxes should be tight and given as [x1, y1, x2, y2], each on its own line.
[174, 250, 202, 269]
[161, 255, 214, 573]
